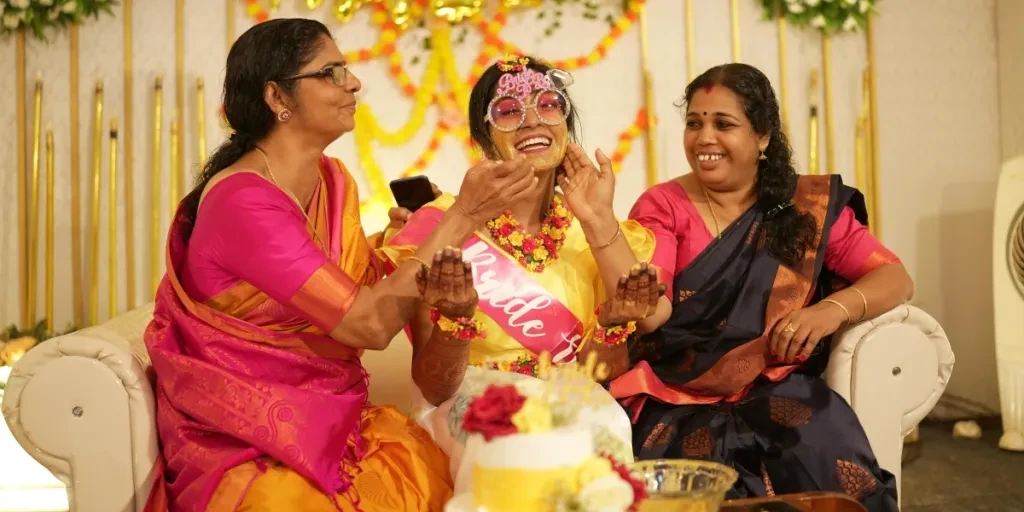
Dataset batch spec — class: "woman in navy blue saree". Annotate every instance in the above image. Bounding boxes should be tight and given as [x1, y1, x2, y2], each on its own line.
[608, 64, 912, 511]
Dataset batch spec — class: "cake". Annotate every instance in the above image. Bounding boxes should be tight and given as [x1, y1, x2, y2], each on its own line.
[447, 378, 647, 512]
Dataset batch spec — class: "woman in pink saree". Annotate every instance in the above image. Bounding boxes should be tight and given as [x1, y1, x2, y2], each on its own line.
[144, 19, 538, 511]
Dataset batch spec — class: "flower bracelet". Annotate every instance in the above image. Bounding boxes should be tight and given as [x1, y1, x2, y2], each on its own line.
[430, 309, 485, 341]
[592, 306, 637, 346]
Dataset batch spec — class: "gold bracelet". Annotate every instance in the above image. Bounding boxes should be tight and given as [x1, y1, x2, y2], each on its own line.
[850, 286, 868, 321]
[821, 299, 851, 324]
[592, 224, 622, 250]
[408, 256, 431, 269]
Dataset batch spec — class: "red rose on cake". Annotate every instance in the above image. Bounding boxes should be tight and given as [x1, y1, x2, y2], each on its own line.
[461, 384, 527, 441]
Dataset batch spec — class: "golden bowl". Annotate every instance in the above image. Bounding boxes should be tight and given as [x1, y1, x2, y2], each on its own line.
[628, 459, 738, 512]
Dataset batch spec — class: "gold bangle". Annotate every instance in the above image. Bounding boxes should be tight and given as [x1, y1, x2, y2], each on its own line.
[592, 224, 621, 250]
[821, 299, 851, 324]
[408, 256, 431, 269]
[850, 286, 868, 321]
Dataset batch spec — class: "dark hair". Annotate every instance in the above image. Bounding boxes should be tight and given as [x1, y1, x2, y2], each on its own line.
[179, 18, 331, 240]
[682, 63, 817, 267]
[467, 56, 582, 157]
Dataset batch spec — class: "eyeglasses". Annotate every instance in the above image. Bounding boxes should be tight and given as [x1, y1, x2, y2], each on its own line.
[486, 89, 571, 132]
[279, 63, 349, 86]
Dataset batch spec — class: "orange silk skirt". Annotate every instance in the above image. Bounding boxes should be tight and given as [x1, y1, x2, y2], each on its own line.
[233, 405, 453, 511]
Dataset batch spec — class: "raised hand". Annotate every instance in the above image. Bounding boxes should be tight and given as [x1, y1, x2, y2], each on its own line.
[416, 247, 479, 319]
[452, 155, 539, 224]
[598, 263, 666, 327]
[557, 143, 616, 224]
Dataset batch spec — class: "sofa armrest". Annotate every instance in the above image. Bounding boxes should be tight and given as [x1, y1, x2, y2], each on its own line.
[1, 333, 158, 512]
[824, 304, 954, 495]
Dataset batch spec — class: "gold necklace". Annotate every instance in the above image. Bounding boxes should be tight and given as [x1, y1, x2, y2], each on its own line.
[253, 147, 325, 250]
[700, 185, 722, 239]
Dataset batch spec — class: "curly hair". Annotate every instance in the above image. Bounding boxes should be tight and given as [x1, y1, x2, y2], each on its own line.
[178, 18, 331, 241]
[467, 56, 582, 158]
[682, 63, 817, 267]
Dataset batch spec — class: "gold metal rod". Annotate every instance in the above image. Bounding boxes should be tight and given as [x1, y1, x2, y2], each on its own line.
[729, 0, 741, 63]
[90, 82, 104, 326]
[152, 76, 164, 295]
[684, 0, 695, 81]
[227, 0, 236, 53]
[854, 113, 866, 193]
[808, 70, 820, 176]
[45, 130, 55, 333]
[16, 32, 27, 328]
[176, 0, 185, 203]
[28, 74, 43, 327]
[860, 68, 873, 212]
[197, 77, 207, 166]
[866, 16, 882, 237]
[821, 32, 835, 175]
[170, 118, 180, 218]
[638, 5, 657, 187]
[109, 119, 119, 319]
[69, 25, 84, 327]
[124, 0, 136, 310]
[776, 9, 789, 132]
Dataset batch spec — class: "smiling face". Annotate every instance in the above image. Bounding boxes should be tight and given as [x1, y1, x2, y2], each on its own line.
[487, 89, 569, 172]
[683, 86, 769, 189]
[269, 35, 362, 141]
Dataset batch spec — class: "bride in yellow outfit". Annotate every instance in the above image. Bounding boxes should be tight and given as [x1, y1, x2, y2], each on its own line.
[382, 55, 665, 492]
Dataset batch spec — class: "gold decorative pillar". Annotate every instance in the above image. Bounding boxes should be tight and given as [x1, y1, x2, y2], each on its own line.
[821, 32, 835, 175]
[866, 16, 882, 237]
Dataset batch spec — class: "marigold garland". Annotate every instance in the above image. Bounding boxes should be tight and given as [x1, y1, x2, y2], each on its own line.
[486, 196, 572, 273]
[241, 1, 650, 213]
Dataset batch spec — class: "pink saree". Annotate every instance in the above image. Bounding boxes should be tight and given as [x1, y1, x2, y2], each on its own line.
[145, 157, 380, 510]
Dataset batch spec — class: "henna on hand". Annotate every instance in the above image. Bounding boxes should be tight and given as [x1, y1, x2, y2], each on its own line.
[598, 263, 666, 327]
[419, 248, 478, 319]
[412, 326, 472, 406]
[578, 339, 630, 383]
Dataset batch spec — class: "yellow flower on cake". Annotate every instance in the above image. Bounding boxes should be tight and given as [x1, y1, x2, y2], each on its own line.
[508, 231, 525, 246]
[576, 473, 636, 512]
[511, 397, 553, 433]
[532, 247, 549, 261]
[576, 456, 614, 487]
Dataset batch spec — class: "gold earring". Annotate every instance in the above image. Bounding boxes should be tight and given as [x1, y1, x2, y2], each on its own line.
[758, 147, 767, 160]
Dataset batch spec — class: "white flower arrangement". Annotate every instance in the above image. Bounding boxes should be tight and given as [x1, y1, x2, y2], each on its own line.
[759, 0, 878, 35]
[1, 0, 117, 41]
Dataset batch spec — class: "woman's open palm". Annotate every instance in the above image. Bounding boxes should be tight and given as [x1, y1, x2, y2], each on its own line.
[557, 143, 615, 223]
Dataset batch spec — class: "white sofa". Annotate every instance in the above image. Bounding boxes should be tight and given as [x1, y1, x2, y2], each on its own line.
[2, 303, 953, 512]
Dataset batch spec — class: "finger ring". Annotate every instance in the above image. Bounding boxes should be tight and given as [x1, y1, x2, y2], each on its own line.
[783, 323, 798, 333]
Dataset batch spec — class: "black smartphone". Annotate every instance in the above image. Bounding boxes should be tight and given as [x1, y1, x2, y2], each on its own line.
[390, 175, 435, 213]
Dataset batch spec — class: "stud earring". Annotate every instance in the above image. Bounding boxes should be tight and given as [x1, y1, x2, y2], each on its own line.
[277, 109, 291, 122]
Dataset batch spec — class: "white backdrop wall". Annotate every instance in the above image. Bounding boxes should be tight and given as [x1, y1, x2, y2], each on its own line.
[0, 0, 1005, 410]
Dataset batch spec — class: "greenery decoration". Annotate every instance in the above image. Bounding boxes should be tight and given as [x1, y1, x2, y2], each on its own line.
[758, 0, 877, 35]
[0, 0, 118, 41]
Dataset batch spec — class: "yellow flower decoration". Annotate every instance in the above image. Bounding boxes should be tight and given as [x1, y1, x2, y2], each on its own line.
[511, 397, 553, 433]
[576, 456, 615, 487]
[532, 247, 549, 260]
[508, 231, 525, 246]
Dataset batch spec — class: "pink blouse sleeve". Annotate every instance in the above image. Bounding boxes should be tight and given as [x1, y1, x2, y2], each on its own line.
[195, 174, 360, 332]
[628, 187, 678, 296]
[824, 206, 901, 283]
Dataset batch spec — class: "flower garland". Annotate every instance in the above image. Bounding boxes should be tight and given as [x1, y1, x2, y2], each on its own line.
[1, 0, 117, 40]
[486, 196, 572, 273]
[758, 0, 877, 35]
